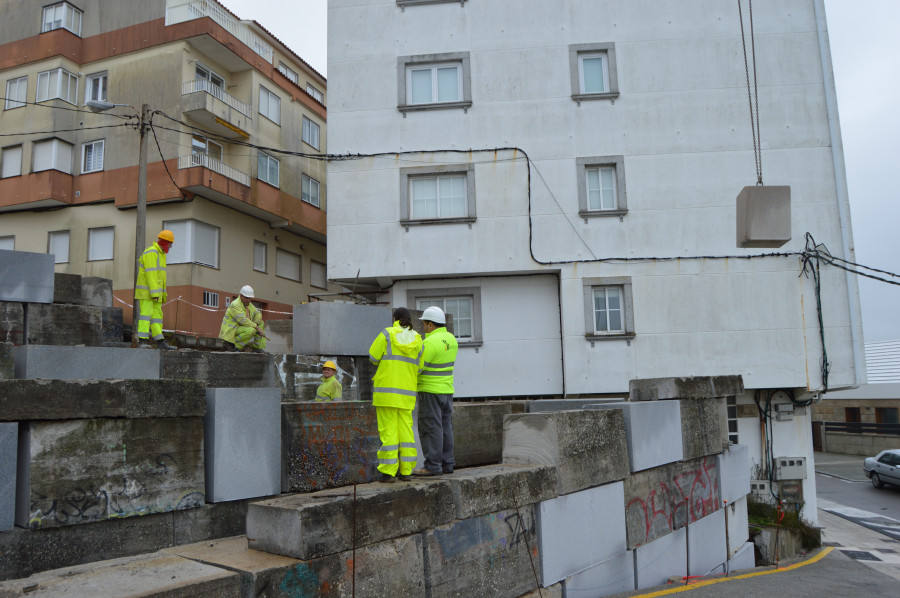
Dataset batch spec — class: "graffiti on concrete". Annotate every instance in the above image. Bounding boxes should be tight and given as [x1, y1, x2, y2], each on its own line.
[434, 509, 536, 561]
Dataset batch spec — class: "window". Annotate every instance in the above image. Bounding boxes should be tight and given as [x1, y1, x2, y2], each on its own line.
[195, 64, 224, 89]
[278, 62, 299, 84]
[259, 86, 281, 124]
[306, 84, 324, 104]
[1, 146, 23, 178]
[202, 291, 219, 308]
[876, 407, 899, 425]
[191, 135, 223, 160]
[418, 297, 472, 339]
[85, 73, 107, 103]
[408, 286, 482, 343]
[48, 230, 70, 263]
[576, 156, 627, 217]
[257, 151, 279, 187]
[569, 43, 619, 102]
[311, 260, 327, 289]
[727, 396, 739, 444]
[5, 77, 27, 109]
[81, 140, 104, 173]
[276, 248, 301, 282]
[582, 277, 634, 340]
[37, 68, 78, 104]
[33, 139, 73, 174]
[398, 52, 471, 112]
[302, 116, 320, 149]
[163, 219, 220, 268]
[844, 407, 861, 423]
[0, 236, 14, 251]
[253, 240, 266, 272]
[42, 2, 82, 36]
[302, 174, 320, 207]
[87, 227, 114, 261]
[400, 164, 476, 224]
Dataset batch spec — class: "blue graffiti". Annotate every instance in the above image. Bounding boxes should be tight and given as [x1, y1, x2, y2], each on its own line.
[279, 563, 321, 598]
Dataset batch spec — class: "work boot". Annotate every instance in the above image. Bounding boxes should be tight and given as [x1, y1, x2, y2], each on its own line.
[412, 468, 440, 477]
[378, 473, 396, 484]
[397, 473, 411, 482]
[156, 339, 174, 350]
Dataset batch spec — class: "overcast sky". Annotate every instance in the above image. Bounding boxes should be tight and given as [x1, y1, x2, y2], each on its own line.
[219, 0, 900, 345]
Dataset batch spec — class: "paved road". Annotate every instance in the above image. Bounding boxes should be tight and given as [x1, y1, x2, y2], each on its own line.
[816, 472, 900, 521]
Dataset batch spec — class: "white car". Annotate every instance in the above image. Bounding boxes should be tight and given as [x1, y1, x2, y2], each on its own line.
[863, 449, 900, 489]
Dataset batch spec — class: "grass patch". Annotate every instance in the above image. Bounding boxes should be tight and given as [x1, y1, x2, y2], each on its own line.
[747, 497, 821, 551]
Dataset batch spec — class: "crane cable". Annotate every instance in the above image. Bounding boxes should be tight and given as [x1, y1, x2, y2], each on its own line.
[738, 0, 764, 185]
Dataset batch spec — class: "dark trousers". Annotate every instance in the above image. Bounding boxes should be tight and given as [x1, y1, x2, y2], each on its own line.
[418, 392, 454, 473]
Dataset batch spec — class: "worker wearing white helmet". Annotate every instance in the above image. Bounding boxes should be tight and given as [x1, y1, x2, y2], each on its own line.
[218, 285, 266, 352]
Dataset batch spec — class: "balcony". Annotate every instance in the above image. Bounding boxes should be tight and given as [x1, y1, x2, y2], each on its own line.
[165, 0, 274, 63]
[181, 80, 251, 139]
[178, 153, 250, 187]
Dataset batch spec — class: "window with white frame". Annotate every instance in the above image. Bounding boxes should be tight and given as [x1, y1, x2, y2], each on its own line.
[408, 286, 482, 343]
[5, 77, 27, 109]
[257, 151, 279, 187]
[191, 135, 223, 160]
[582, 277, 634, 340]
[569, 43, 619, 102]
[310, 260, 327, 289]
[0, 236, 13, 251]
[42, 2, 82, 36]
[302, 174, 320, 207]
[253, 240, 267, 272]
[417, 297, 473, 339]
[306, 84, 324, 104]
[259, 86, 281, 124]
[85, 72, 107, 103]
[48, 230, 70, 263]
[162, 219, 220, 268]
[576, 156, 627, 217]
[33, 138, 73, 174]
[81, 140, 104, 173]
[275, 248, 301, 282]
[202, 291, 219, 308]
[727, 396, 739, 444]
[400, 164, 475, 223]
[37, 68, 78, 104]
[278, 62, 299, 84]
[399, 53, 471, 111]
[87, 227, 114, 261]
[302, 116, 320, 149]
[195, 63, 224, 89]
[1, 146, 23, 178]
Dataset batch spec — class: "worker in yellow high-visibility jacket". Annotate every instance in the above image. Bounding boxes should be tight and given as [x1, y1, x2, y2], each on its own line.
[368, 307, 423, 483]
[315, 360, 342, 401]
[219, 285, 266, 352]
[134, 230, 174, 350]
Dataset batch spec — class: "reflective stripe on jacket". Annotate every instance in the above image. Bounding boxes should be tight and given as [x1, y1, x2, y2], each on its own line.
[417, 326, 458, 394]
[369, 321, 423, 409]
[219, 296, 262, 343]
[315, 376, 342, 401]
[134, 242, 167, 301]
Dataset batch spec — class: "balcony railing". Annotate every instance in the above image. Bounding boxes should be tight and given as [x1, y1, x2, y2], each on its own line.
[182, 79, 251, 118]
[178, 153, 250, 187]
[165, 0, 274, 63]
[824, 421, 900, 435]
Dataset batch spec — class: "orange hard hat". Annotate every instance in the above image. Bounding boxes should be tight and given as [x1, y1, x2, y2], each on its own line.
[323, 360, 337, 370]
[157, 230, 174, 242]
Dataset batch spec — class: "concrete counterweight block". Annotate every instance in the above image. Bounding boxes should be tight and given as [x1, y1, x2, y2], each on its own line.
[24, 303, 123, 346]
[718, 443, 751, 504]
[587, 401, 683, 472]
[0, 343, 12, 380]
[205, 388, 281, 502]
[444, 464, 557, 520]
[293, 302, 391, 356]
[729, 541, 756, 572]
[564, 551, 635, 597]
[629, 375, 744, 402]
[0, 249, 54, 303]
[13, 345, 160, 380]
[0, 303, 25, 346]
[634, 527, 687, 589]
[681, 398, 727, 460]
[81, 276, 113, 307]
[53, 273, 82, 304]
[687, 509, 727, 577]
[161, 351, 276, 388]
[736, 185, 791, 248]
[1, 423, 17, 531]
[502, 409, 629, 495]
[453, 402, 518, 468]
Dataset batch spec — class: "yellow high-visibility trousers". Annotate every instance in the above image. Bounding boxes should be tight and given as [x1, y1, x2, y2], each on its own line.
[375, 406, 417, 477]
[137, 298, 164, 342]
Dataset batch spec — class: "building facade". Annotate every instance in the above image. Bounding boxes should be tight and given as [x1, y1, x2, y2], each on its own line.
[0, 0, 333, 336]
[327, 0, 866, 517]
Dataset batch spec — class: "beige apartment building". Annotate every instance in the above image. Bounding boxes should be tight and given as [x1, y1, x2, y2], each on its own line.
[0, 0, 333, 337]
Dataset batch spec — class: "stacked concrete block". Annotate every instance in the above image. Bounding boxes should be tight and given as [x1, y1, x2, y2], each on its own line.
[443, 464, 557, 519]
[247, 482, 455, 560]
[728, 541, 756, 572]
[53, 273, 83, 304]
[0, 303, 25, 345]
[282, 402, 381, 492]
[24, 303, 123, 346]
[293, 302, 391, 356]
[205, 388, 281, 502]
[1, 423, 16, 531]
[687, 509, 727, 577]
[161, 351, 276, 388]
[563, 551, 635, 597]
[0, 342, 12, 379]
[725, 495, 750, 559]
[718, 443, 751, 504]
[503, 409, 629, 495]
[80, 276, 113, 307]
[537, 482, 626, 586]
[587, 401, 683, 472]
[629, 375, 744, 402]
[634, 527, 687, 589]
[273, 353, 361, 402]
[263, 318, 293, 354]
[13, 345, 160, 380]
[453, 402, 513, 467]
[0, 249, 54, 303]
[680, 398, 727, 460]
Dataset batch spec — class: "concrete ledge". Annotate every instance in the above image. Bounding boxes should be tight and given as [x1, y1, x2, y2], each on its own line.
[0, 249, 54, 304]
[629, 376, 744, 401]
[443, 464, 557, 520]
[161, 351, 276, 388]
[527, 398, 624, 412]
[13, 345, 160, 380]
[0, 379, 206, 420]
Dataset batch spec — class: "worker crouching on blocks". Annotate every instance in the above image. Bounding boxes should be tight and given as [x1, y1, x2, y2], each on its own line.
[219, 285, 266, 353]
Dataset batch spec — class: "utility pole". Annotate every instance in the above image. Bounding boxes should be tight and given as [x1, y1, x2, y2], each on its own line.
[132, 104, 150, 346]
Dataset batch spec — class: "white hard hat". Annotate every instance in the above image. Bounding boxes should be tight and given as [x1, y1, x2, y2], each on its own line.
[421, 306, 446, 324]
[239, 285, 254, 298]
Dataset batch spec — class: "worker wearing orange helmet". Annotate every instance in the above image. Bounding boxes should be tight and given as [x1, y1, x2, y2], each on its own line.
[315, 360, 342, 401]
[135, 230, 174, 350]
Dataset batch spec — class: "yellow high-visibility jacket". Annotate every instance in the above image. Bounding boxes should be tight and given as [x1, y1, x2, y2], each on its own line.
[219, 296, 263, 343]
[369, 321, 423, 409]
[315, 376, 342, 401]
[417, 326, 458, 394]
[134, 242, 167, 301]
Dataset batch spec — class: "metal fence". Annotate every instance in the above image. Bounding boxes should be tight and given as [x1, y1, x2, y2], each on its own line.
[178, 153, 250, 187]
[824, 421, 900, 435]
[165, 0, 274, 63]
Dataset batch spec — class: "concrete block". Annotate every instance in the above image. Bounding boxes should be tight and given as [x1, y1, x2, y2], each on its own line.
[587, 401, 683, 472]
[503, 409, 629, 495]
[0, 342, 12, 380]
[17, 418, 205, 529]
[736, 185, 791, 248]
[519, 583, 564, 598]
[81, 276, 113, 307]
[527, 398, 625, 412]
[629, 376, 744, 401]
[172, 499, 253, 546]
[0, 379, 205, 421]
[273, 353, 361, 402]
[537, 482, 626, 586]
[13, 345, 160, 380]
[681, 398, 727, 460]
[25, 303, 103, 346]
[687, 509, 727, 577]
[1, 423, 16, 532]
[101, 306, 124, 344]
[425, 505, 541, 598]
[264, 318, 293, 354]
[293, 302, 391, 356]
[564, 551, 635, 597]
[453, 402, 511, 467]
[725, 495, 750, 560]
[53, 272, 82, 304]
[0, 303, 25, 345]
[246, 482, 455, 560]
[634, 527, 687, 589]
[205, 388, 281, 502]
[161, 351, 276, 388]
[0, 249, 54, 303]
[444, 464, 557, 520]
[282, 402, 381, 492]
[718, 444, 751, 504]
[728, 541, 756, 572]
[624, 456, 721, 548]
[0, 553, 241, 598]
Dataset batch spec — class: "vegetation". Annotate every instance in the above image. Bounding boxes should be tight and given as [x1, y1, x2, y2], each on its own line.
[747, 496, 822, 550]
